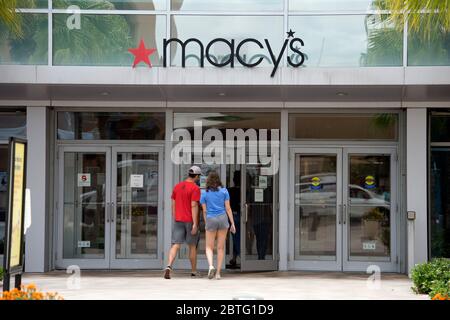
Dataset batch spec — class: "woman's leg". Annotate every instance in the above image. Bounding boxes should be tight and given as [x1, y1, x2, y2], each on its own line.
[205, 230, 217, 268]
[216, 229, 228, 276]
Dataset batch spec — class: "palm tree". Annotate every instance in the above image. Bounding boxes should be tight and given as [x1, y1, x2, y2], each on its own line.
[0, 0, 23, 37]
[383, 0, 449, 41]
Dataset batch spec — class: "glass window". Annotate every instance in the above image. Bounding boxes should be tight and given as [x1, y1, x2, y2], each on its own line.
[53, 0, 166, 10]
[172, 0, 283, 11]
[288, 15, 403, 67]
[289, 113, 398, 140]
[431, 114, 450, 142]
[174, 112, 281, 134]
[63, 152, 106, 259]
[16, 0, 47, 8]
[289, 0, 380, 11]
[170, 15, 284, 67]
[0, 14, 48, 65]
[0, 111, 27, 140]
[430, 148, 450, 258]
[57, 112, 165, 140]
[408, 14, 450, 66]
[53, 14, 166, 66]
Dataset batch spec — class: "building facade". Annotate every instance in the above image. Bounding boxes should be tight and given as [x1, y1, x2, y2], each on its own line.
[0, 0, 449, 273]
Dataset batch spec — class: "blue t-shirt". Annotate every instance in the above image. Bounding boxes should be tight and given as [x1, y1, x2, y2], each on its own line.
[200, 187, 230, 217]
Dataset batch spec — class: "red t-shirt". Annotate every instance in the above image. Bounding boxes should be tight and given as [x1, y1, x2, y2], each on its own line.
[171, 181, 201, 222]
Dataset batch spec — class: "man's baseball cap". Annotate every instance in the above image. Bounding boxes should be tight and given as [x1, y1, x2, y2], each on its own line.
[188, 165, 202, 175]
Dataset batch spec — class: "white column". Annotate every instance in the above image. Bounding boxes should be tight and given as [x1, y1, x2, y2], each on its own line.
[278, 109, 289, 270]
[25, 107, 48, 272]
[163, 109, 174, 266]
[406, 108, 428, 273]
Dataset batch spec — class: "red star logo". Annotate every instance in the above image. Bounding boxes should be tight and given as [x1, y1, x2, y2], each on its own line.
[128, 39, 157, 68]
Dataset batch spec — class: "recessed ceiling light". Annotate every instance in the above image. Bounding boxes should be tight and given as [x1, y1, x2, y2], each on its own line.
[100, 91, 110, 96]
[336, 92, 348, 96]
[218, 92, 226, 96]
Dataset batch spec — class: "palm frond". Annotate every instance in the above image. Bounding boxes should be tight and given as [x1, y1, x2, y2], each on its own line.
[0, 0, 23, 37]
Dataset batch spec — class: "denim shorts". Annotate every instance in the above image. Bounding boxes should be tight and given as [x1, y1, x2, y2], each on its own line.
[205, 214, 230, 231]
[171, 221, 200, 245]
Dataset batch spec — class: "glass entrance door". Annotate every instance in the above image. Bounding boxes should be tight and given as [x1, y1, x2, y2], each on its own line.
[290, 147, 397, 272]
[110, 147, 163, 268]
[240, 163, 278, 271]
[57, 146, 163, 269]
[174, 161, 226, 270]
[343, 149, 396, 271]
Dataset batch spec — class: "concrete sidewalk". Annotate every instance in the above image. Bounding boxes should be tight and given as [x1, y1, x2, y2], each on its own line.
[4, 271, 428, 300]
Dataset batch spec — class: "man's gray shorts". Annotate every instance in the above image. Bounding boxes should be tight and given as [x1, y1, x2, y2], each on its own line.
[172, 221, 200, 245]
[205, 214, 230, 231]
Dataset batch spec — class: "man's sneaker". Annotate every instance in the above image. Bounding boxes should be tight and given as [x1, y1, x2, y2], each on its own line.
[208, 266, 216, 279]
[164, 266, 172, 279]
[191, 271, 202, 278]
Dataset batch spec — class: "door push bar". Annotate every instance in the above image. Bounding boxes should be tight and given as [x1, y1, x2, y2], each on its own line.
[338, 204, 348, 225]
[106, 202, 115, 223]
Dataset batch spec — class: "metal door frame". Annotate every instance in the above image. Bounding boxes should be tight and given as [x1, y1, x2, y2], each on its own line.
[342, 147, 398, 272]
[56, 145, 164, 269]
[55, 145, 112, 269]
[289, 147, 398, 272]
[109, 146, 164, 269]
[289, 147, 343, 271]
[240, 151, 279, 271]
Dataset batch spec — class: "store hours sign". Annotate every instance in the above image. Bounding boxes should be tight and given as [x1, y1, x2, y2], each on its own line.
[128, 29, 305, 77]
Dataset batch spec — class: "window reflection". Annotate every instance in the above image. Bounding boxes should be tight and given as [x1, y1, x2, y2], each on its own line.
[288, 15, 403, 67]
[53, 0, 166, 10]
[289, 0, 379, 11]
[170, 16, 284, 67]
[0, 14, 48, 65]
[53, 14, 165, 66]
[289, 114, 398, 140]
[172, 0, 283, 11]
[57, 112, 165, 140]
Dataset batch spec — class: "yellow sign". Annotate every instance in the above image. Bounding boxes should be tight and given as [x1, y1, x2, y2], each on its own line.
[311, 176, 321, 190]
[9, 142, 25, 269]
[364, 175, 376, 189]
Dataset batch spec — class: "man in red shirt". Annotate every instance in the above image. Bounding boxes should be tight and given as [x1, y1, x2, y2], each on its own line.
[164, 166, 202, 279]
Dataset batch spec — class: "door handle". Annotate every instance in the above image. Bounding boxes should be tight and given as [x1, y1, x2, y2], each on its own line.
[245, 203, 249, 222]
[338, 204, 342, 224]
[111, 202, 115, 223]
[343, 204, 347, 225]
[106, 202, 110, 223]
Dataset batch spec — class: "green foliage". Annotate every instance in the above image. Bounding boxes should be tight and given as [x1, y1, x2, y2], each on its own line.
[0, 267, 3, 282]
[411, 258, 450, 295]
[0, 13, 47, 64]
[51, 0, 134, 66]
[429, 279, 450, 298]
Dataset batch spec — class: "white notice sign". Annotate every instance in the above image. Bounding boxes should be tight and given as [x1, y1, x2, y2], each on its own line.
[77, 173, 91, 187]
[254, 189, 264, 202]
[362, 241, 376, 250]
[130, 174, 144, 188]
[78, 241, 91, 248]
[259, 176, 268, 189]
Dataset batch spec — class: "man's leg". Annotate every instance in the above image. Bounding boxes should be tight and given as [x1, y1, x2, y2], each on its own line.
[188, 244, 197, 273]
[167, 243, 181, 267]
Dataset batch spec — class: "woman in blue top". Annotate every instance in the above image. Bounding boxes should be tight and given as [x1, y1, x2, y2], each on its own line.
[200, 171, 236, 279]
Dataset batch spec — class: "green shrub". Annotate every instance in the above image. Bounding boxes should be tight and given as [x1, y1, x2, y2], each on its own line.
[0, 267, 3, 282]
[411, 258, 450, 295]
[429, 280, 450, 299]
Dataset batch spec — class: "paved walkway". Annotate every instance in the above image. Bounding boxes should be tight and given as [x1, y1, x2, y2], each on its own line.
[3, 271, 428, 300]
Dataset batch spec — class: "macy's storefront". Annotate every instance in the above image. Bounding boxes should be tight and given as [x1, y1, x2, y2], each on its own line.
[1, 0, 449, 274]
